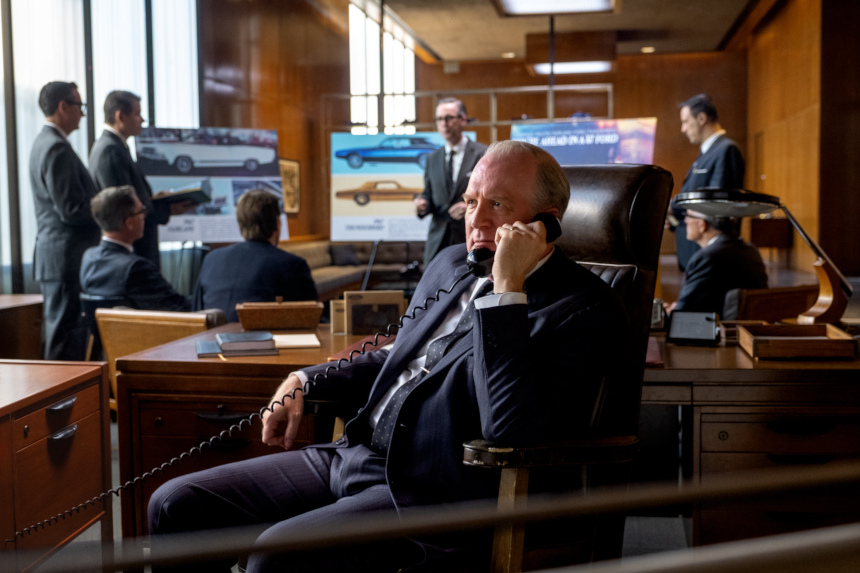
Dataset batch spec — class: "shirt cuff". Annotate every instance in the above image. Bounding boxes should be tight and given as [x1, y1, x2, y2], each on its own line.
[294, 370, 310, 395]
[474, 291, 527, 309]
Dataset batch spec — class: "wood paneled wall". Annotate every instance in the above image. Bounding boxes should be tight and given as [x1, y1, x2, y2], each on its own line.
[199, 0, 350, 239]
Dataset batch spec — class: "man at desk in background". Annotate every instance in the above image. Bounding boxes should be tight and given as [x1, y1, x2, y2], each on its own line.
[666, 209, 767, 316]
[148, 141, 627, 573]
[192, 189, 317, 322]
[669, 93, 745, 271]
[30, 81, 101, 360]
[414, 97, 487, 266]
[80, 185, 191, 311]
[89, 90, 194, 268]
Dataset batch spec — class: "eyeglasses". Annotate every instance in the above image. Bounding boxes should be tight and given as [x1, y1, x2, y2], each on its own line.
[129, 204, 147, 218]
[65, 100, 87, 113]
[435, 115, 462, 123]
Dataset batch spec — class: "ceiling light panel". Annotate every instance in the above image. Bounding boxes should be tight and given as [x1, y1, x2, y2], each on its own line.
[497, 0, 613, 15]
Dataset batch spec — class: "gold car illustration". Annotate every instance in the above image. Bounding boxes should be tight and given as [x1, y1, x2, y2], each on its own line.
[335, 180, 422, 206]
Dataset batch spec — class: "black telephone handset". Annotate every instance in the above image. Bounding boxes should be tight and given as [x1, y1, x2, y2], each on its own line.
[466, 212, 562, 277]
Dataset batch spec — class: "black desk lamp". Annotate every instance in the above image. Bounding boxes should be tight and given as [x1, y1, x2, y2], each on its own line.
[673, 188, 853, 324]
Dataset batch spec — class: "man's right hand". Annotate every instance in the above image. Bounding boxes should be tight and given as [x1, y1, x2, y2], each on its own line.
[261, 374, 305, 450]
[414, 196, 428, 216]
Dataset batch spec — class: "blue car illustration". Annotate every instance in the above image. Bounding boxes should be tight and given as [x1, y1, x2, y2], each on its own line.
[335, 136, 441, 169]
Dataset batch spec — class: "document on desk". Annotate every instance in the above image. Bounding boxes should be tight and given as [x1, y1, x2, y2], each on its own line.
[273, 334, 321, 349]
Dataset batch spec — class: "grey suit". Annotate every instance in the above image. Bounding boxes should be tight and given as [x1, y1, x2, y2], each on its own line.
[89, 130, 171, 267]
[418, 139, 487, 265]
[30, 124, 100, 360]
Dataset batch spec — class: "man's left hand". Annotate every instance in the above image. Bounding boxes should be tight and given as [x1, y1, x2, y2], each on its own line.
[492, 220, 548, 293]
[448, 201, 467, 221]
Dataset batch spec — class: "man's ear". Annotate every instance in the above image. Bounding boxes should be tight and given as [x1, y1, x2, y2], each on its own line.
[696, 112, 708, 126]
[113, 109, 123, 127]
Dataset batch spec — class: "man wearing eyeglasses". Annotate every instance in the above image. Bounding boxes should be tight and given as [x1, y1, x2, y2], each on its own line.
[80, 185, 190, 312]
[29, 81, 101, 360]
[89, 90, 194, 269]
[414, 97, 487, 266]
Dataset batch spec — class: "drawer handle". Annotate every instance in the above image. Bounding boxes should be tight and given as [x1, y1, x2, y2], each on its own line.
[47, 395, 77, 413]
[766, 419, 835, 435]
[766, 454, 837, 465]
[194, 411, 253, 425]
[49, 424, 78, 441]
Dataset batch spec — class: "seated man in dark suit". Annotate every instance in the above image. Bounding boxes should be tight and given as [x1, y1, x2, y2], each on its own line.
[148, 141, 627, 573]
[80, 185, 191, 311]
[192, 189, 317, 322]
[667, 209, 768, 316]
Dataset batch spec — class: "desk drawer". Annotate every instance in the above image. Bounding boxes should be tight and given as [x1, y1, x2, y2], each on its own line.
[14, 410, 105, 551]
[13, 383, 100, 450]
[139, 397, 309, 444]
[701, 415, 860, 454]
[698, 508, 859, 546]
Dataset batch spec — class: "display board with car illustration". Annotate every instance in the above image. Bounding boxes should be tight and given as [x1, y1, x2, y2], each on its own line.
[137, 126, 290, 243]
[330, 131, 476, 242]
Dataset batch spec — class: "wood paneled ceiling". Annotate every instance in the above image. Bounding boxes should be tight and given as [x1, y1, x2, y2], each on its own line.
[385, 0, 755, 62]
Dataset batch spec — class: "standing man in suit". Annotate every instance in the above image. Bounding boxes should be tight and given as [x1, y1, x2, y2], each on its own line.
[148, 141, 626, 572]
[666, 210, 767, 316]
[30, 81, 101, 360]
[192, 189, 317, 321]
[669, 93, 745, 271]
[89, 90, 193, 268]
[414, 97, 487, 266]
[80, 186, 191, 312]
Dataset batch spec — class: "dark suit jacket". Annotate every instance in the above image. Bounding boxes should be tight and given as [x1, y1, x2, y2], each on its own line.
[89, 130, 171, 267]
[80, 239, 191, 311]
[302, 245, 627, 510]
[673, 234, 768, 316]
[30, 125, 100, 282]
[672, 134, 745, 270]
[418, 139, 487, 265]
[192, 240, 318, 322]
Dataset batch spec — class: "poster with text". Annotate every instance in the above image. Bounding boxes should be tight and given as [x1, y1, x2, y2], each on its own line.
[511, 118, 657, 166]
[330, 132, 476, 242]
[136, 126, 288, 243]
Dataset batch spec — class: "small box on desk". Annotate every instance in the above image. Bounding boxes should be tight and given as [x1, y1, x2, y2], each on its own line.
[236, 299, 323, 330]
[344, 290, 406, 336]
[738, 324, 857, 359]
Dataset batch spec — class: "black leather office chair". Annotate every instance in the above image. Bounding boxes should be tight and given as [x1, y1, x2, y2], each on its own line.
[463, 164, 674, 572]
[80, 292, 134, 361]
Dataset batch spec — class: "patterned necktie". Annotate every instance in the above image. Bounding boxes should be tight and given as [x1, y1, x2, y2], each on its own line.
[446, 149, 455, 194]
[370, 281, 493, 454]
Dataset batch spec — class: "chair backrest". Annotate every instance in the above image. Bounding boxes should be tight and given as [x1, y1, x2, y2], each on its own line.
[80, 292, 135, 360]
[95, 308, 224, 411]
[556, 164, 673, 437]
[723, 284, 819, 322]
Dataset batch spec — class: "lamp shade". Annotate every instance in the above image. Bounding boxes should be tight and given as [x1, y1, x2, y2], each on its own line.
[673, 188, 781, 218]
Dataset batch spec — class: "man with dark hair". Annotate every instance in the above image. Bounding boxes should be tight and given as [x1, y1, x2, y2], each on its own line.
[89, 90, 193, 268]
[414, 97, 487, 265]
[80, 185, 190, 311]
[192, 190, 317, 322]
[669, 93, 745, 271]
[30, 80, 100, 360]
[149, 141, 626, 572]
[667, 209, 767, 316]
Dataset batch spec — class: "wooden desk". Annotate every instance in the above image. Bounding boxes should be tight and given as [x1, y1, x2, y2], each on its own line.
[116, 324, 373, 539]
[0, 295, 43, 360]
[0, 360, 112, 572]
[643, 337, 860, 545]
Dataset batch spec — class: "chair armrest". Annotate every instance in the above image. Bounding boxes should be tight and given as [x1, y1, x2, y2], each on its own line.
[463, 435, 639, 469]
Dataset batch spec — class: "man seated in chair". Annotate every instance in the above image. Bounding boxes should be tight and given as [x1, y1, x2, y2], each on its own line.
[192, 189, 317, 322]
[666, 209, 767, 316]
[80, 185, 191, 312]
[147, 141, 627, 573]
